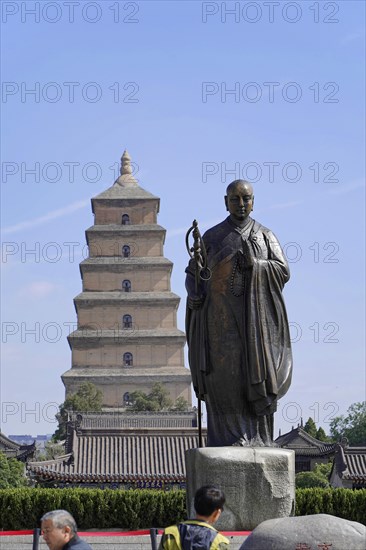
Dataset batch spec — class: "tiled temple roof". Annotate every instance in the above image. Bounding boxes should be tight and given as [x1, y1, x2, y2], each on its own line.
[69, 411, 198, 429]
[27, 412, 204, 483]
[275, 427, 336, 457]
[0, 432, 36, 462]
[27, 432, 203, 483]
[332, 442, 366, 485]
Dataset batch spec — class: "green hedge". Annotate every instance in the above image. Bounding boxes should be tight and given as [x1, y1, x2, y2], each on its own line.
[0, 488, 186, 530]
[0, 488, 365, 530]
[296, 488, 366, 525]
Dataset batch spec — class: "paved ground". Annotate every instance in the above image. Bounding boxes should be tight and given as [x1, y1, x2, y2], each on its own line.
[0, 532, 249, 549]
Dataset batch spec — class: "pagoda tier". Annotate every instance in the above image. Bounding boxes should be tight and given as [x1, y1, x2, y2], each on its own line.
[66, 328, 186, 369]
[80, 257, 173, 292]
[62, 150, 191, 408]
[85, 225, 166, 258]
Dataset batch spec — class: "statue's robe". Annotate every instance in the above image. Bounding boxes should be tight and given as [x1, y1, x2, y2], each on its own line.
[185, 216, 292, 446]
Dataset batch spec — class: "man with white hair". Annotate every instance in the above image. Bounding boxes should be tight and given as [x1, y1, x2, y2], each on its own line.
[41, 510, 93, 550]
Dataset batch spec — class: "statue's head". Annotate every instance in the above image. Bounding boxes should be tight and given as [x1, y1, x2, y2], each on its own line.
[225, 180, 254, 222]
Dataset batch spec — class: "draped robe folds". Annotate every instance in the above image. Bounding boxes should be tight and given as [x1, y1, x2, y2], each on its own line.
[185, 216, 293, 447]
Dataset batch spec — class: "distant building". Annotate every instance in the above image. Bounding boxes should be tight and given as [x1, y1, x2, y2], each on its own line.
[275, 426, 336, 473]
[27, 411, 205, 488]
[7, 434, 34, 445]
[0, 432, 36, 462]
[330, 438, 366, 489]
[8, 434, 52, 452]
[62, 150, 191, 407]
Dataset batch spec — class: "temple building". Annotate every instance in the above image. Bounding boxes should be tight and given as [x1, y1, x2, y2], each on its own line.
[62, 150, 191, 408]
[27, 150, 205, 488]
[330, 438, 366, 489]
[275, 426, 336, 474]
[0, 432, 35, 462]
[27, 411, 203, 489]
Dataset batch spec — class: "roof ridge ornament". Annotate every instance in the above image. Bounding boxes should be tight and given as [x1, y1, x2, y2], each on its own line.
[339, 435, 349, 449]
[114, 149, 138, 187]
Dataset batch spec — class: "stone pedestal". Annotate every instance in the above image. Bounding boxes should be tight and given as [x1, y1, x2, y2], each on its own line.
[185, 447, 295, 531]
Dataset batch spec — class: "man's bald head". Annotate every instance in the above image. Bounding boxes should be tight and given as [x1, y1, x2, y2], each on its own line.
[225, 180, 254, 224]
[226, 179, 253, 196]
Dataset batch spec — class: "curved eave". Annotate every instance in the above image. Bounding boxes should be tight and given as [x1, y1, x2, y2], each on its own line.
[28, 470, 185, 483]
[91, 184, 159, 202]
[68, 328, 185, 338]
[68, 330, 186, 348]
[73, 291, 181, 306]
[86, 224, 166, 234]
[61, 368, 191, 380]
[80, 257, 173, 267]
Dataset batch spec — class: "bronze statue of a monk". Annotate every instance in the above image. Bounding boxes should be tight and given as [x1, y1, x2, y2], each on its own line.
[185, 180, 292, 446]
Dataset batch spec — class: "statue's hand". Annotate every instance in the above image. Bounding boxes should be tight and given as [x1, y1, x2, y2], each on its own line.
[188, 296, 205, 310]
[242, 239, 254, 268]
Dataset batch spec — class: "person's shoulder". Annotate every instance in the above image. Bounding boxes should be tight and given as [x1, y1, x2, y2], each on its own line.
[251, 219, 279, 240]
[203, 218, 230, 240]
[163, 524, 180, 535]
[251, 218, 271, 235]
[213, 532, 230, 548]
[75, 541, 93, 550]
[66, 537, 93, 550]
[78, 542, 93, 550]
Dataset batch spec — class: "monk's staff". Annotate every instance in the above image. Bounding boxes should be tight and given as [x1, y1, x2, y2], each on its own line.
[185, 220, 211, 447]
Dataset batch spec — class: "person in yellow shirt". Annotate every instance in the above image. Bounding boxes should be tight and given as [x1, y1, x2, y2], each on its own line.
[159, 485, 230, 549]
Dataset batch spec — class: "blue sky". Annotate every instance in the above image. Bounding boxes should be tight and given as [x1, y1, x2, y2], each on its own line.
[1, 1, 365, 436]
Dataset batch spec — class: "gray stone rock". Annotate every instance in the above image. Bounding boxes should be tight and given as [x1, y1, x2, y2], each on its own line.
[186, 447, 295, 531]
[239, 514, 366, 550]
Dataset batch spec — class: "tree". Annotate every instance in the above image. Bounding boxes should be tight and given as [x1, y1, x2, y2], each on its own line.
[329, 401, 366, 446]
[129, 383, 189, 412]
[129, 390, 160, 412]
[172, 396, 190, 412]
[0, 452, 29, 489]
[53, 382, 103, 441]
[295, 462, 332, 489]
[37, 440, 65, 461]
[316, 426, 331, 442]
[303, 417, 317, 438]
[130, 383, 172, 412]
[302, 417, 331, 442]
[148, 383, 173, 410]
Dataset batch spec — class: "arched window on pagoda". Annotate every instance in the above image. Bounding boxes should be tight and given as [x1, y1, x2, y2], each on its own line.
[123, 314, 133, 329]
[122, 245, 130, 258]
[122, 279, 131, 292]
[123, 352, 133, 367]
[122, 214, 130, 225]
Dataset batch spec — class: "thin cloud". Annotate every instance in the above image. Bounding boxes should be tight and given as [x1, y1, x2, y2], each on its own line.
[266, 200, 303, 210]
[2, 199, 89, 235]
[327, 179, 364, 196]
[18, 281, 59, 299]
[341, 32, 363, 45]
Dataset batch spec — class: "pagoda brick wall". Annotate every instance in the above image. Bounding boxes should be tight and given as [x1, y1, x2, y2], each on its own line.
[62, 151, 191, 408]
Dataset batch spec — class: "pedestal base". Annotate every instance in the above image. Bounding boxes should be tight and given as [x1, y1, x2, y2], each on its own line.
[185, 447, 295, 531]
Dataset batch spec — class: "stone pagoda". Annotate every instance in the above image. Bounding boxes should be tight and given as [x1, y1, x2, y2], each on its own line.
[62, 150, 191, 408]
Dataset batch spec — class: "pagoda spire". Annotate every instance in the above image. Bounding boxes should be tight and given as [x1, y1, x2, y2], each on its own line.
[114, 149, 138, 187]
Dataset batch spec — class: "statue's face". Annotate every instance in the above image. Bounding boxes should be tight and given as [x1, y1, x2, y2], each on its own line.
[225, 182, 254, 222]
